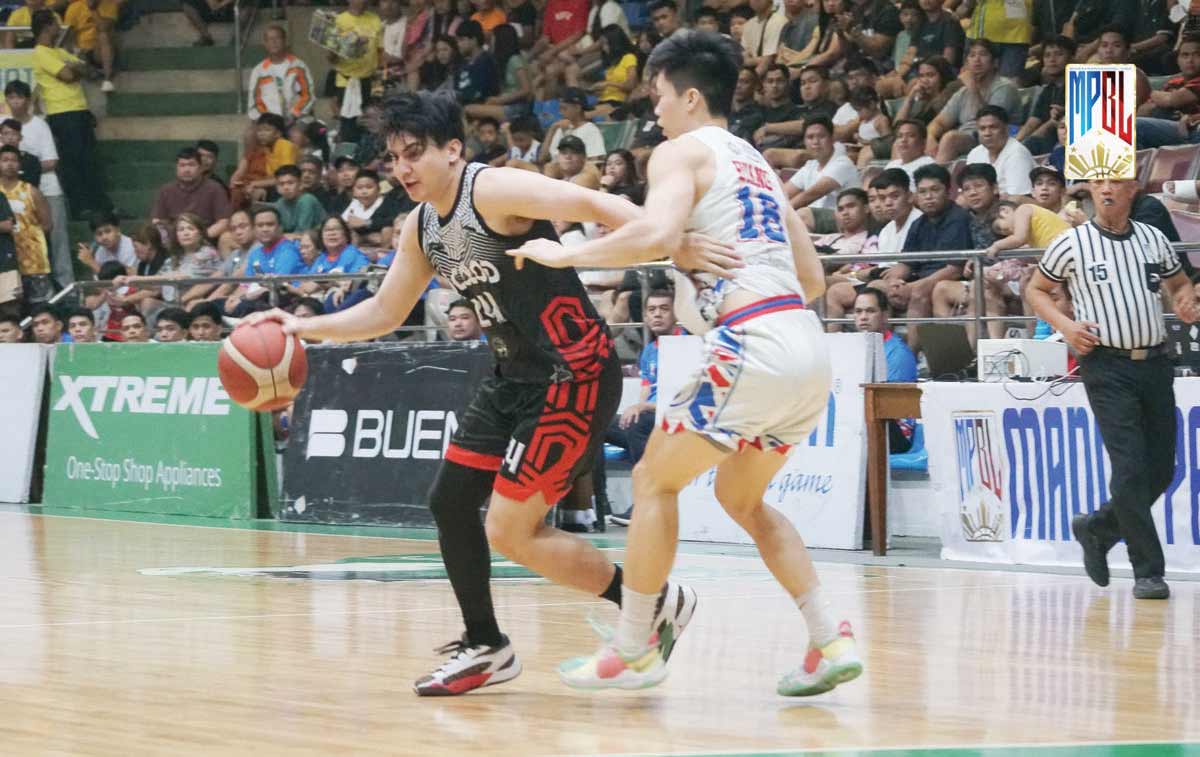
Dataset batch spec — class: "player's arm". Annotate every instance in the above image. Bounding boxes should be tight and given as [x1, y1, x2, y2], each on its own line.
[782, 196, 826, 300]
[475, 165, 643, 230]
[509, 141, 741, 275]
[246, 212, 435, 341]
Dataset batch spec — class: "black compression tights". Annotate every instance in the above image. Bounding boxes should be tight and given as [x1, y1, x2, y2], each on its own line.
[428, 461, 505, 647]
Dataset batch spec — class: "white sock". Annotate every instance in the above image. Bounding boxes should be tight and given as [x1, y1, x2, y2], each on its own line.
[614, 585, 659, 656]
[795, 588, 838, 646]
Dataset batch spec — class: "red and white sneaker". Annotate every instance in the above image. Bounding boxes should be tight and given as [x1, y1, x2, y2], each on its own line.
[413, 634, 522, 696]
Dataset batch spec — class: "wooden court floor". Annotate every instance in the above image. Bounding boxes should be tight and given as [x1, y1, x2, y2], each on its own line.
[0, 510, 1198, 757]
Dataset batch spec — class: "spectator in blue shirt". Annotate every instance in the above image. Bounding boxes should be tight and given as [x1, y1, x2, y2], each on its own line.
[883, 162, 972, 348]
[453, 20, 499, 105]
[597, 288, 683, 525]
[224, 206, 304, 317]
[854, 287, 917, 452]
[310, 216, 371, 311]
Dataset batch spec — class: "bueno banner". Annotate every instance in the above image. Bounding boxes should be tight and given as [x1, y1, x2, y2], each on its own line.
[922, 381, 1200, 573]
[281, 341, 494, 526]
[43, 343, 267, 518]
[0, 344, 50, 503]
[658, 333, 879, 550]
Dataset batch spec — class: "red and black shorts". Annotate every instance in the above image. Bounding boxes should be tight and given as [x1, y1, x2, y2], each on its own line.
[445, 356, 622, 503]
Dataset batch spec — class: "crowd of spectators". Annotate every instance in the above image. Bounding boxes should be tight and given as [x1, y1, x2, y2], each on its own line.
[2, 0, 1200, 364]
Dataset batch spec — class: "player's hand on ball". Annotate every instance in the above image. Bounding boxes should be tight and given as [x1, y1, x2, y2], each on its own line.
[509, 239, 570, 270]
[675, 232, 743, 279]
[243, 307, 303, 336]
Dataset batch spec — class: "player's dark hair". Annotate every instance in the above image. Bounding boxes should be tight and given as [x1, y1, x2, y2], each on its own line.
[646, 30, 742, 118]
[383, 92, 466, 149]
[871, 168, 912, 193]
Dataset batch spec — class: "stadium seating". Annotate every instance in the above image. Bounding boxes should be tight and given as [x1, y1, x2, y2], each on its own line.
[1142, 144, 1200, 195]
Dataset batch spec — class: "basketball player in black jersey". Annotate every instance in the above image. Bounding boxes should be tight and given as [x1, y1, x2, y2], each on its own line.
[246, 92, 740, 695]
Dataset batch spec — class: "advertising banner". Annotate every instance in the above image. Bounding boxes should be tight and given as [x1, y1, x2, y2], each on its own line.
[42, 343, 267, 518]
[659, 333, 878, 550]
[922, 381, 1200, 573]
[0, 344, 49, 503]
[281, 341, 494, 526]
[0, 50, 35, 92]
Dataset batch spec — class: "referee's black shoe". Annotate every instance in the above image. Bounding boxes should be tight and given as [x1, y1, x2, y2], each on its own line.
[1133, 577, 1170, 600]
[1071, 514, 1110, 587]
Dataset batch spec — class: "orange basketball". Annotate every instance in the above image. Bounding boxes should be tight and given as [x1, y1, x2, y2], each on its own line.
[218, 320, 307, 412]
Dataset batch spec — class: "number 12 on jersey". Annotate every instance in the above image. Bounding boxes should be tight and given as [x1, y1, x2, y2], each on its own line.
[736, 186, 786, 244]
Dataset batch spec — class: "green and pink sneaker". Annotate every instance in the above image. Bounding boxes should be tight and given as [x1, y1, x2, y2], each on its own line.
[776, 621, 863, 697]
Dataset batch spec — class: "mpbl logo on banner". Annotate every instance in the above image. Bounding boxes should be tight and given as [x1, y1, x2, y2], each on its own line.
[1065, 64, 1137, 180]
[953, 411, 1005, 542]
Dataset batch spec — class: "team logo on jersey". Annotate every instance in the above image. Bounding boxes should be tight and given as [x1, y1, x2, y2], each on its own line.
[1065, 64, 1136, 180]
[953, 411, 1006, 542]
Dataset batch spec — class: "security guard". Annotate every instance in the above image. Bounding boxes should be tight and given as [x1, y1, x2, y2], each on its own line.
[1027, 179, 1199, 600]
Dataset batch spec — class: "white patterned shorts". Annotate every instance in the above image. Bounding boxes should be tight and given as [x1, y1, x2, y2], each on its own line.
[661, 296, 831, 453]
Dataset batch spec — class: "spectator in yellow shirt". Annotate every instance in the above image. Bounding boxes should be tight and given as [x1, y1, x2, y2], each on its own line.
[329, 0, 383, 143]
[31, 10, 113, 219]
[63, 0, 118, 92]
[2, 0, 62, 49]
[231, 113, 299, 208]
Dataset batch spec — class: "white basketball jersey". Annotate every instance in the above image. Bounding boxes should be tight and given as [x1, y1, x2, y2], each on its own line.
[674, 125, 804, 333]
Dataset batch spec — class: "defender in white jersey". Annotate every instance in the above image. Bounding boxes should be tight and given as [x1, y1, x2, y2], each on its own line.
[511, 30, 862, 697]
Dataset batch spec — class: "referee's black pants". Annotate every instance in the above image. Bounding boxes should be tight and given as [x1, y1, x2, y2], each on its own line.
[1078, 350, 1175, 579]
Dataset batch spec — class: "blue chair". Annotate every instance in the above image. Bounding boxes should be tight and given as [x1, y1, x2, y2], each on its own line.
[889, 422, 928, 472]
[604, 443, 631, 463]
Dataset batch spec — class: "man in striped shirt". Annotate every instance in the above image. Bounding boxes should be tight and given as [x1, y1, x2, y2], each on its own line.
[1026, 179, 1199, 600]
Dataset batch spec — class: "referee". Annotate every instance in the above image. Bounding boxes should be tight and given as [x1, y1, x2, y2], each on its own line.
[1027, 179, 1199, 600]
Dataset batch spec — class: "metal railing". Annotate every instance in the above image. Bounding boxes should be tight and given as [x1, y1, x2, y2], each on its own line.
[27, 240, 1200, 338]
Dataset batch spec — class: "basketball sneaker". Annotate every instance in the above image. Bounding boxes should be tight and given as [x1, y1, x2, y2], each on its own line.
[653, 582, 698, 662]
[556, 582, 697, 690]
[558, 640, 668, 690]
[413, 634, 522, 696]
[776, 621, 863, 697]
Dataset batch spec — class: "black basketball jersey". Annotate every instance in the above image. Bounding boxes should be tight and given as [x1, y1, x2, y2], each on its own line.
[417, 162, 613, 383]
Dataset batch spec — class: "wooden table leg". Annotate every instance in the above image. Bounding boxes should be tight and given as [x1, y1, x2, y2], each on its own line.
[867, 418, 887, 556]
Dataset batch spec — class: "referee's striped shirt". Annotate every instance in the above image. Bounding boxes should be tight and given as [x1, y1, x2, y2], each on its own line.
[1038, 221, 1181, 350]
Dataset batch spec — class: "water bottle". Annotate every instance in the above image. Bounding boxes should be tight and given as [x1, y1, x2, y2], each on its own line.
[1034, 319, 1052, 340]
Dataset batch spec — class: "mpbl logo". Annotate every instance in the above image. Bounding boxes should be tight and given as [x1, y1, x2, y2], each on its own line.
[1065, 64, 1137, 180]
[953, 412, 1005, 542]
